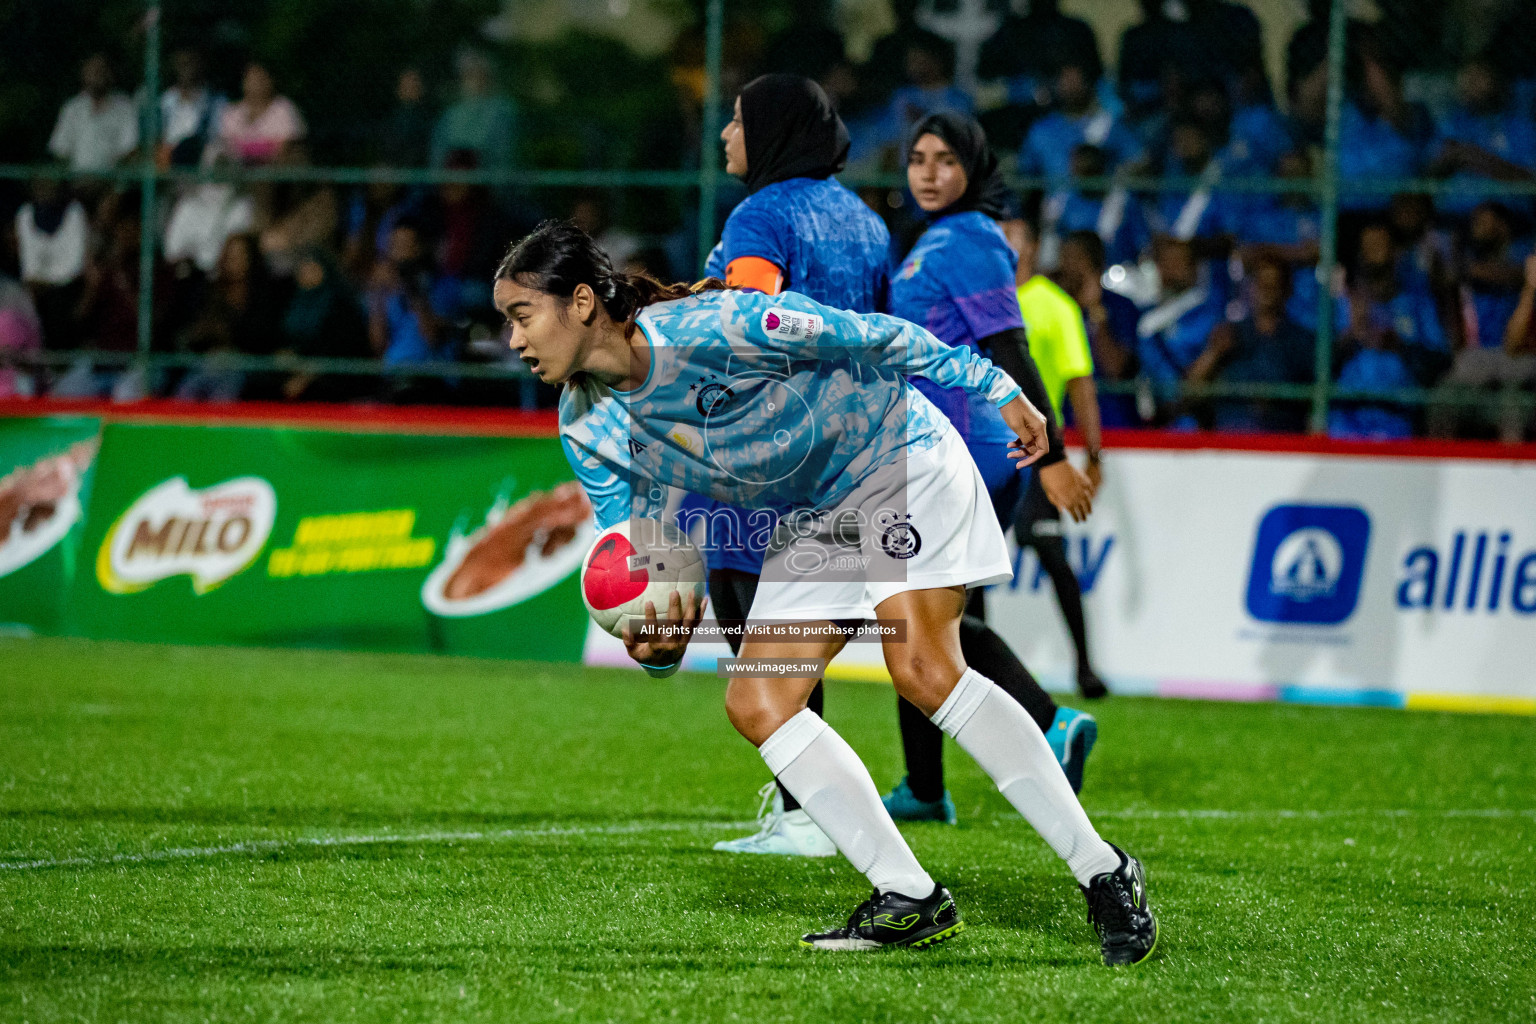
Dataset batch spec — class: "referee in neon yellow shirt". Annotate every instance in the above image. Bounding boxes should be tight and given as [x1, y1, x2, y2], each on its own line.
[1002, 216, 1108, 699]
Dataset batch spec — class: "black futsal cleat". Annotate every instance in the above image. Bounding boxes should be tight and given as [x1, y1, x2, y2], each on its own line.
[1076, 665, 1110, 700]
[801, 884, 964, 950]
[1082, 845, 1159, 966]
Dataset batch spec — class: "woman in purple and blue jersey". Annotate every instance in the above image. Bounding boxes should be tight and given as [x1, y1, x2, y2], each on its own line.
[884, 112, 1100, 819]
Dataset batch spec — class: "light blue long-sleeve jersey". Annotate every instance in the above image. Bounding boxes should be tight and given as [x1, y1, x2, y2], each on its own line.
[559, 288, 1021, 530]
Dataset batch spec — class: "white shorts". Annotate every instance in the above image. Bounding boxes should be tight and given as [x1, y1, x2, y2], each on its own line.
[748, 427, 1013, 624]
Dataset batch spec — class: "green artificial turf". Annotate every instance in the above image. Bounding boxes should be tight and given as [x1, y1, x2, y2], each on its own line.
[2, 637, 1533, 1023]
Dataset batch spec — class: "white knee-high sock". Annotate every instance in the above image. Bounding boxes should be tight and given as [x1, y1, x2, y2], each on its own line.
[931, 668, 1120, 885]
[760, 709, 935, 899]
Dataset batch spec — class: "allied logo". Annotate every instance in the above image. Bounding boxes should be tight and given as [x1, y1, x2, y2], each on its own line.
[1245, 504, 1370, 625]
[761, 307, 822, 342]
[97, 476, 277, 594]
[880, 515, 922, 560]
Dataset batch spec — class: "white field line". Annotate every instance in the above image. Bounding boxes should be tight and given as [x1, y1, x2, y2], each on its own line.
[1089, 808, 1536, 821]
[0, 819, 756, 872]
[2, 808, 1532, 873]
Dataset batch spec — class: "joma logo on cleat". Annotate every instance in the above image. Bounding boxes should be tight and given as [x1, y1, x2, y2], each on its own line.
[874, 913, 921, 931]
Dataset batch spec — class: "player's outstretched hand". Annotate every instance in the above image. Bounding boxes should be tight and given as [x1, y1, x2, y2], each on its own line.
[1039, 460, 1095, 523]
[622, 587, 705, 669]
[1000, 395, 1049, 467]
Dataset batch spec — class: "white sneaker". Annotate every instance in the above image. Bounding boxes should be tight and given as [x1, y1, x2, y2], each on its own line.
[713, 782, 838, 857]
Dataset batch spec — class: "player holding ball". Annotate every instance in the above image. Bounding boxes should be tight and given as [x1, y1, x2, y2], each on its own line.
[493, 220, 1157, 963]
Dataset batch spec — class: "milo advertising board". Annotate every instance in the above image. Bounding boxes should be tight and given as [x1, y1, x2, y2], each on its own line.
[19, 418, 596, 661]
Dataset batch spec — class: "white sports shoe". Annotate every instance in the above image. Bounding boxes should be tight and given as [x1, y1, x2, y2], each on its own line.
[713, 782, 838, 857]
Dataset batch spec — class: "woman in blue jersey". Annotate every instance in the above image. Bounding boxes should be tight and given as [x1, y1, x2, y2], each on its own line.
[884, 112, 1100, 817]
[707, 80, 1094, 851]
[491, 220, 1157, 963]
[698, 74, 890, 858]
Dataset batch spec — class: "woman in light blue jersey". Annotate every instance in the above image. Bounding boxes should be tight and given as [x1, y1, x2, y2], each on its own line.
[489, 220, 1157, 964]
[703, 73, 891, 856]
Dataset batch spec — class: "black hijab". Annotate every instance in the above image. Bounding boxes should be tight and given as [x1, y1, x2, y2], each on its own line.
[739, 74, 850, 194]
[906, 111, 1016, 221]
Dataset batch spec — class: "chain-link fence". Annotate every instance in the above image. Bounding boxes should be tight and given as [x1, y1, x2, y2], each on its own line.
[1, 0, 1533, 439]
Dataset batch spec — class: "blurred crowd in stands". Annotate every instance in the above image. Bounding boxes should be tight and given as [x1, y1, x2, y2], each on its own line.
[1, 0, 1535, 441]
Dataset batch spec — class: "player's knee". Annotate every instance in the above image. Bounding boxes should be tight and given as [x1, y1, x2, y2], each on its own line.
[724, 682, 800, 747]
[886, 649, 962, 718]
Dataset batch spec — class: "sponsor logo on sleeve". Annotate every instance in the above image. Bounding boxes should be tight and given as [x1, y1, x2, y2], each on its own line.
[762, 307, 822, 342]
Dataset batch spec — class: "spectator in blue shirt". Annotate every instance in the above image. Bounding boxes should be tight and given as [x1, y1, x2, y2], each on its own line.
[1186, 254, 1314, 432]
[1428, 55, 1536, 219]
[1457, 202, 1531, 351]
[367, 220, 461, 370]
[1134, 73, 1230, 179]
[1136, 237, 1226, 395]
[1387, 192, 1455, 300]
[1041, 144, 1152, 269]
[855, 35, 972, 167]
[1118, 0, 1208, 122]
[1334, 53, 1430, 213]
[1117, 0, 1261, 124]
[1019, 59, 1144, 182]
[1058, 229, 1145, 426]
[1150, 118, 1237, 254]
[1330, 222, 1446, 438]
[976, 2, 1105, 154]
[1330, 346, 1418, 438]
[1430, 212, 1536, 439]
[342, 181, 422, 285]
[1234, 150, 1323, 329]
[856, 0, 956, 115]
[980, 0, 1102, 94]
[1335, 221, 1448, 362]
[1224, 66, 1292, 175]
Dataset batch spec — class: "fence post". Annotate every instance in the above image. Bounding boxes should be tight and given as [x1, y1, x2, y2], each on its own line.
[696, 0, 724, 275]
[136, 0, 161, 363]
[1309, 0, 1349, 434]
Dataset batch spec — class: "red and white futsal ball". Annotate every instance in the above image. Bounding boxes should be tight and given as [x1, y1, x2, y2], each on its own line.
[580, 518, 705, 638]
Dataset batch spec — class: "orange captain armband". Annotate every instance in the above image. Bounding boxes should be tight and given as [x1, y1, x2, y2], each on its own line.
[725, 256, 784, 295]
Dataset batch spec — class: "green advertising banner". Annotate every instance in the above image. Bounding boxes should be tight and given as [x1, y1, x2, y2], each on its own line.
[0, 417, 595, 661]
[0, 416, 102, 635]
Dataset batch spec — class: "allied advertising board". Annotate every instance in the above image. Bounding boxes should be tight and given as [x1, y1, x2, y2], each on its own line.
[589, 446, 1536, 713]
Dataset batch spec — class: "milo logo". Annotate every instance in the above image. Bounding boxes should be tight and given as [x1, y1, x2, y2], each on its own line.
[97, 476, 277, 594]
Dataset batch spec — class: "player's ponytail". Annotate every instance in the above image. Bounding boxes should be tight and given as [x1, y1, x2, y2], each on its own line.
[496, 220, 726, 336]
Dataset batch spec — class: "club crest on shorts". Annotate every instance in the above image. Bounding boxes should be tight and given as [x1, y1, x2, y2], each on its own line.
[762, 307, 822, 342]
[879, 514, 921, 559]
